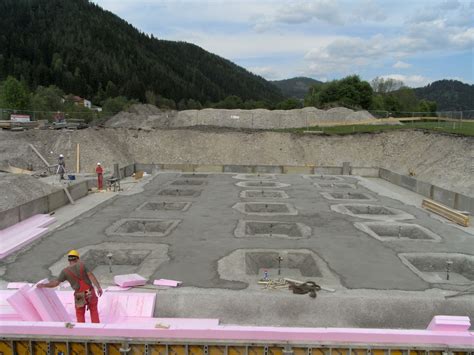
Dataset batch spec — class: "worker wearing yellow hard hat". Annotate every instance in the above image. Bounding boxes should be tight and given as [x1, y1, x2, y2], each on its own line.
[38, 249, 103, 323]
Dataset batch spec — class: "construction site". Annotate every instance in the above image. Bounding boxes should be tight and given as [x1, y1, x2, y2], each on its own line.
[0, 106, 473, 353]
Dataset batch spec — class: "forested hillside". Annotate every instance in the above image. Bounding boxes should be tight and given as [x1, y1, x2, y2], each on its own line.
[414, 80, 474, 111]
[0, 0, 283, 106]
[272, 77, 322, 99]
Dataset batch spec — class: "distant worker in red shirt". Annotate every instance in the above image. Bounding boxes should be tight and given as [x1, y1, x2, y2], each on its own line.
[96, 162, 104, 190]
[37, 250, 103, 323]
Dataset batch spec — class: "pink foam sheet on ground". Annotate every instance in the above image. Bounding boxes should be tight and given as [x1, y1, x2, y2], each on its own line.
[153, 279, 182, 287]
[0, 214, 55, 260]
[114, 274, 147, 287]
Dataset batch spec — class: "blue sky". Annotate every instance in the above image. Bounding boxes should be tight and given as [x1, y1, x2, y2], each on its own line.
[93, 0, 473, 87]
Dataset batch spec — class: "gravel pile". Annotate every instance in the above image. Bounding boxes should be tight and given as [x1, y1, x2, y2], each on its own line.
[0, 173, 60, 212]
[105, 105, 376, 130]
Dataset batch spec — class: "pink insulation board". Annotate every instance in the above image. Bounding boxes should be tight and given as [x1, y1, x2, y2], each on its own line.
[7, 285, 42, 321]
[153, 279, 182, 287]
[427, 315, 471, 332]
[0, 214, 55, 260]
[103, 292, 156, 319]
[26, 285, 71, 322]
[114, 274, 147, 287]
[7, 282, 32, 289]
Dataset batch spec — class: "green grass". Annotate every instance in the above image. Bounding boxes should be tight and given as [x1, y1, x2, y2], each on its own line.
[280, 120, 474, 136]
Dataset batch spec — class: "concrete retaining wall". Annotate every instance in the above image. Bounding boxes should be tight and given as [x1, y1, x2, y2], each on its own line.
[379, 168, 474, 215]
[0, 179, 94, 230]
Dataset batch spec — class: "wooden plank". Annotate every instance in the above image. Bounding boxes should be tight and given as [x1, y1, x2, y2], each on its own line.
[422, 199, 469, 227]
[63, 187, 75, 205]
[28, 144, 50, 167]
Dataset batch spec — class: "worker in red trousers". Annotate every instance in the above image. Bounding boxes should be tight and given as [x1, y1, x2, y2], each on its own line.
[96, 162, 104, 190]
[37, 250, 103, 323]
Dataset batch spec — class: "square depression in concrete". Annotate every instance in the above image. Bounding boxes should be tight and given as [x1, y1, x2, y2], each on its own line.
[399, 253, 474, 285]
[321, 191, 376, 202]
[236, 181, 290, 188]
[180, 173, 209, 178]
[105, 218, 181, 237]
[49, 242, 169, 285]
[233, 202, 298, 216]
[354, 222, 442, 242]
[234, 220, 311, 239]
[314, 182, 357, 189]
[218, 249, 341, 290]
[233, 174, 276, 180]
[137, 201, 192, 212]
[170, 179, 207, 186]
[158, 188, 202, 197]
[304, 175, 345, 182]
[240, 190, 289, 199]
[331, 203, 415, 220]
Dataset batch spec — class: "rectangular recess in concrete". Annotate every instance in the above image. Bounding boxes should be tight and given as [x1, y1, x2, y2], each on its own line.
[158, 189, 202, 197]
[240, 190, 289, 199]
[106, 218, 181, 237]
[354, 222, 442, 242]
[305, 175, 345, 181]
[137, 201, 191, 212]
[321, 192, 375, 201]
[180, 173, 209, 178]
[233, 174, 276, 180]
[399, 253, 474, 285]
[245, 251, 321, 276]
[234, 220, 310, 239]
[331, 204, 414, 221]
[314, 182, 356, 189]
[170, 180, 207, 186]
[236, 181, 290, 188]
[233, 202, 297, 216]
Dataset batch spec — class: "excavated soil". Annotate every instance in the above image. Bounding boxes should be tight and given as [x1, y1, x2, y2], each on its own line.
[0, 127, 473, 198]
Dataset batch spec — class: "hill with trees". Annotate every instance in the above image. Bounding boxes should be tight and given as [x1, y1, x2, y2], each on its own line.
[0, 0, 283, 108]
[414, 80, 474, 111]
[271, 77, 322, 99]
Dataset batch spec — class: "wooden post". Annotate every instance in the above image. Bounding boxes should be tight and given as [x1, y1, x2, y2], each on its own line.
[76, 143, 80, 173]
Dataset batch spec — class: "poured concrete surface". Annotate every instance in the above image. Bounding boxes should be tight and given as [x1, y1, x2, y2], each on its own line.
[1, 172, 473, 329]
[240, 190, 289, 199]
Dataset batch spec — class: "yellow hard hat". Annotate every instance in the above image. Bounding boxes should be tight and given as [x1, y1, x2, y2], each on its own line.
[67, 250, 80, 258]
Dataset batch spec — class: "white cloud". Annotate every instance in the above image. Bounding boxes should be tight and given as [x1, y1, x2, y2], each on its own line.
[248, 66, 281, 80]
[380, 74, 432, 87]
[351, 0, 388, 22]
[254, 0, 345, 31]
[437, 0, 461, 10]
[393, 61, 411, 69]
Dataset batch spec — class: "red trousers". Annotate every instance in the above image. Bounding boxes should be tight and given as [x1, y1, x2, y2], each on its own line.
[97, 173, 103, 190]
[75, 290, 100, 323]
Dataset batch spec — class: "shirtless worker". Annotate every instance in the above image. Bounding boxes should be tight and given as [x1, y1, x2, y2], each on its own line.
[37, 249, 103, 323]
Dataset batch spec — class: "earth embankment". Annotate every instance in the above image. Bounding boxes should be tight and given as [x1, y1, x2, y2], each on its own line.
[0, 128, 472, 197]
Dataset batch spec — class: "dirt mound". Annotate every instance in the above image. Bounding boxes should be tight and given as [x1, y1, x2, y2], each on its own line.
[105, 105, 375, 130]
[0, 173, 61, 212]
